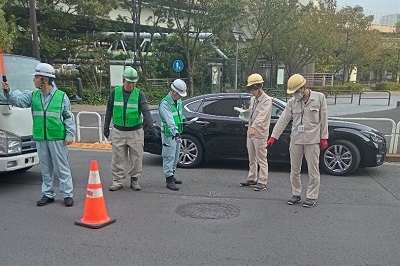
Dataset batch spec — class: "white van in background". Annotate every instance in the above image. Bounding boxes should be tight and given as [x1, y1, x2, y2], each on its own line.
[0, 54, 40, 172]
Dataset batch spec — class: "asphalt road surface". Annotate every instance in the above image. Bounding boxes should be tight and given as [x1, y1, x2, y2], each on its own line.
[1, 149, 400, 266]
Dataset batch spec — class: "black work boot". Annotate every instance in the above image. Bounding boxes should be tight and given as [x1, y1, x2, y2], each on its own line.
[166, 176, 179, 191]
[173, 177, 182, 184]
[37, 195, 55, 206]
[172, 170, 182, 184]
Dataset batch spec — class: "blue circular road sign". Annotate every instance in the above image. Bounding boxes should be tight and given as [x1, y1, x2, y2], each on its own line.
[173, 60, 184, 73]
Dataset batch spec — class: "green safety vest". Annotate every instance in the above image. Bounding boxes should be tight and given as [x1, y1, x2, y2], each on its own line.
[31, 89, 66, 140]
[160, 95, 183, 137]
[112, 86, 142, 127]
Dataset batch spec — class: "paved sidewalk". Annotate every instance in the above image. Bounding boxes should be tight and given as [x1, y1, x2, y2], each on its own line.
[326, 91, 400, 116]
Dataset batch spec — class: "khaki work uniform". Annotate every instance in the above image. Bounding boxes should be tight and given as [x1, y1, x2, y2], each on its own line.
[247, 92, 272, 185]
[271, 90, 328, 199]
[111, 128, 144, 185]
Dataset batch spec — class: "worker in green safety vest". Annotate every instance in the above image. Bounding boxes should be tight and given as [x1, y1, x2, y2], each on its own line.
[159, 79, 187, 191]
[2, 63, 76, 207]
[104, 67, 157, 192]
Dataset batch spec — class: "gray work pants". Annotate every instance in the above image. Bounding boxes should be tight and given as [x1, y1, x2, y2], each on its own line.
[161, 134, 180, 178]
[36, 140, 73, 198]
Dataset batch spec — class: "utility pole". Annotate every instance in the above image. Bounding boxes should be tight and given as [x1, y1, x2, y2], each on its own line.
[342, 29, 350, 85]
[132, 0, 137, 68]
[29, 0, 40, 60]
[233, 29, 246, 90]
[270, 32, 275, 89]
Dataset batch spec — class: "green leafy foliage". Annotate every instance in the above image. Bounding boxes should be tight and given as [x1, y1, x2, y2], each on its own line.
[0, 1, 17, 52]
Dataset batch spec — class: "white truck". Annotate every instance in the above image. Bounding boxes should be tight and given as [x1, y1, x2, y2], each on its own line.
[0, 54, 40, 172]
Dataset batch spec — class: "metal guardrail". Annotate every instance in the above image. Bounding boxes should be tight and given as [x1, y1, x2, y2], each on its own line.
[313, 90, 354, 105]
[269, 89, 355, 105]
[300, 73, 334, 86]
[333, 90, 354, 104]
[395, 122, 400, 154]
[358, 90, 391, 106]
[330, 117, 399, 154]
[76, 111, 103, 143]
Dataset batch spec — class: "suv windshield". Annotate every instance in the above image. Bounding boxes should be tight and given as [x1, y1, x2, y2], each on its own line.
[0, 55, 39, 103]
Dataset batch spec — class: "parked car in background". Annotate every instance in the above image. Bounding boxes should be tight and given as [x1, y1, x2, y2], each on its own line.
[144, 93, 387, 176]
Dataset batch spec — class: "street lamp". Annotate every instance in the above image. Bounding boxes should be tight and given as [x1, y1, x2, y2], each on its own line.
[233, 29, 246, 90]
[29, 0, 40, 60]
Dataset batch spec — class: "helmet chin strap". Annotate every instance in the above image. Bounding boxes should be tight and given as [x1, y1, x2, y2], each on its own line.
[39, 77, 44, 89]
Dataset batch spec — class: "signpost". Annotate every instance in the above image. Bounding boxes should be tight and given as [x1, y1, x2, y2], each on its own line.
[173, 60, 184, 73]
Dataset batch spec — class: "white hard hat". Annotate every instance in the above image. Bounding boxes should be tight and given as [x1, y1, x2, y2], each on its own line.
[171, 79, 187, 97]
[32, 63, 56, 78]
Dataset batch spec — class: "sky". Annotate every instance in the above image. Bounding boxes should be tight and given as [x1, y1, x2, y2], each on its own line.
[336, 0, 400, 14]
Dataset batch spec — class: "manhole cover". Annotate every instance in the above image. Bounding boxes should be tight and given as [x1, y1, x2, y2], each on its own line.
[176, 202, 240, 220]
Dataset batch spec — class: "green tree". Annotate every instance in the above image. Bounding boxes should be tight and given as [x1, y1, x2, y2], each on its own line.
[239, 0, 301, 87]
[115, 0, 172, 86]
[273, 4, 340, 77]
[335, 6, 377, 82]
[5, 0, 118, 61]
[149, 0, 243, 96]
[0, 0, 17, 52]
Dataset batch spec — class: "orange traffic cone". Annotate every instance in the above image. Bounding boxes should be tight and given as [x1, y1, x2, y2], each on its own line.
[75, 160, 116, 229]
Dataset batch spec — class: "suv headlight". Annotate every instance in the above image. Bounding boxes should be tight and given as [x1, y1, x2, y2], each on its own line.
[0, 130, 22, 155]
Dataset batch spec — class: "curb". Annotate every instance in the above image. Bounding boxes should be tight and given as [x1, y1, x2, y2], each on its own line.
[69, 142, 112, 150]
[385, 154, 400, 163]
[69, 142, 400, 163]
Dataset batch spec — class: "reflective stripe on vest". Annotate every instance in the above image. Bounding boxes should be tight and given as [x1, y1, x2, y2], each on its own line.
[112, 86, 142, 127]
[160, 95, 183, 137]
[31, 89, 66, 140]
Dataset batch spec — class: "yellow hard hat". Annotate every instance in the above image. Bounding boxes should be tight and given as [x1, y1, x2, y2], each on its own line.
[246, 73, 264, 87]
[287, 74, 306, 94]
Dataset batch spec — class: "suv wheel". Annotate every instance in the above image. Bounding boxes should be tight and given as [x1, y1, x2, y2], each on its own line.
[321, 140, 361, 176]
[178, 134, 203, 168]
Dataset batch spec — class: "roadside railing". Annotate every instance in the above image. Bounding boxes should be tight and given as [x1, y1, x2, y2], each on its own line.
[75, 111, 103, 143]
[300, 73, 334, 86]
[358, 90, 391, 106]
[268, 89, 355, 104]
[332, 90, 354, 104]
